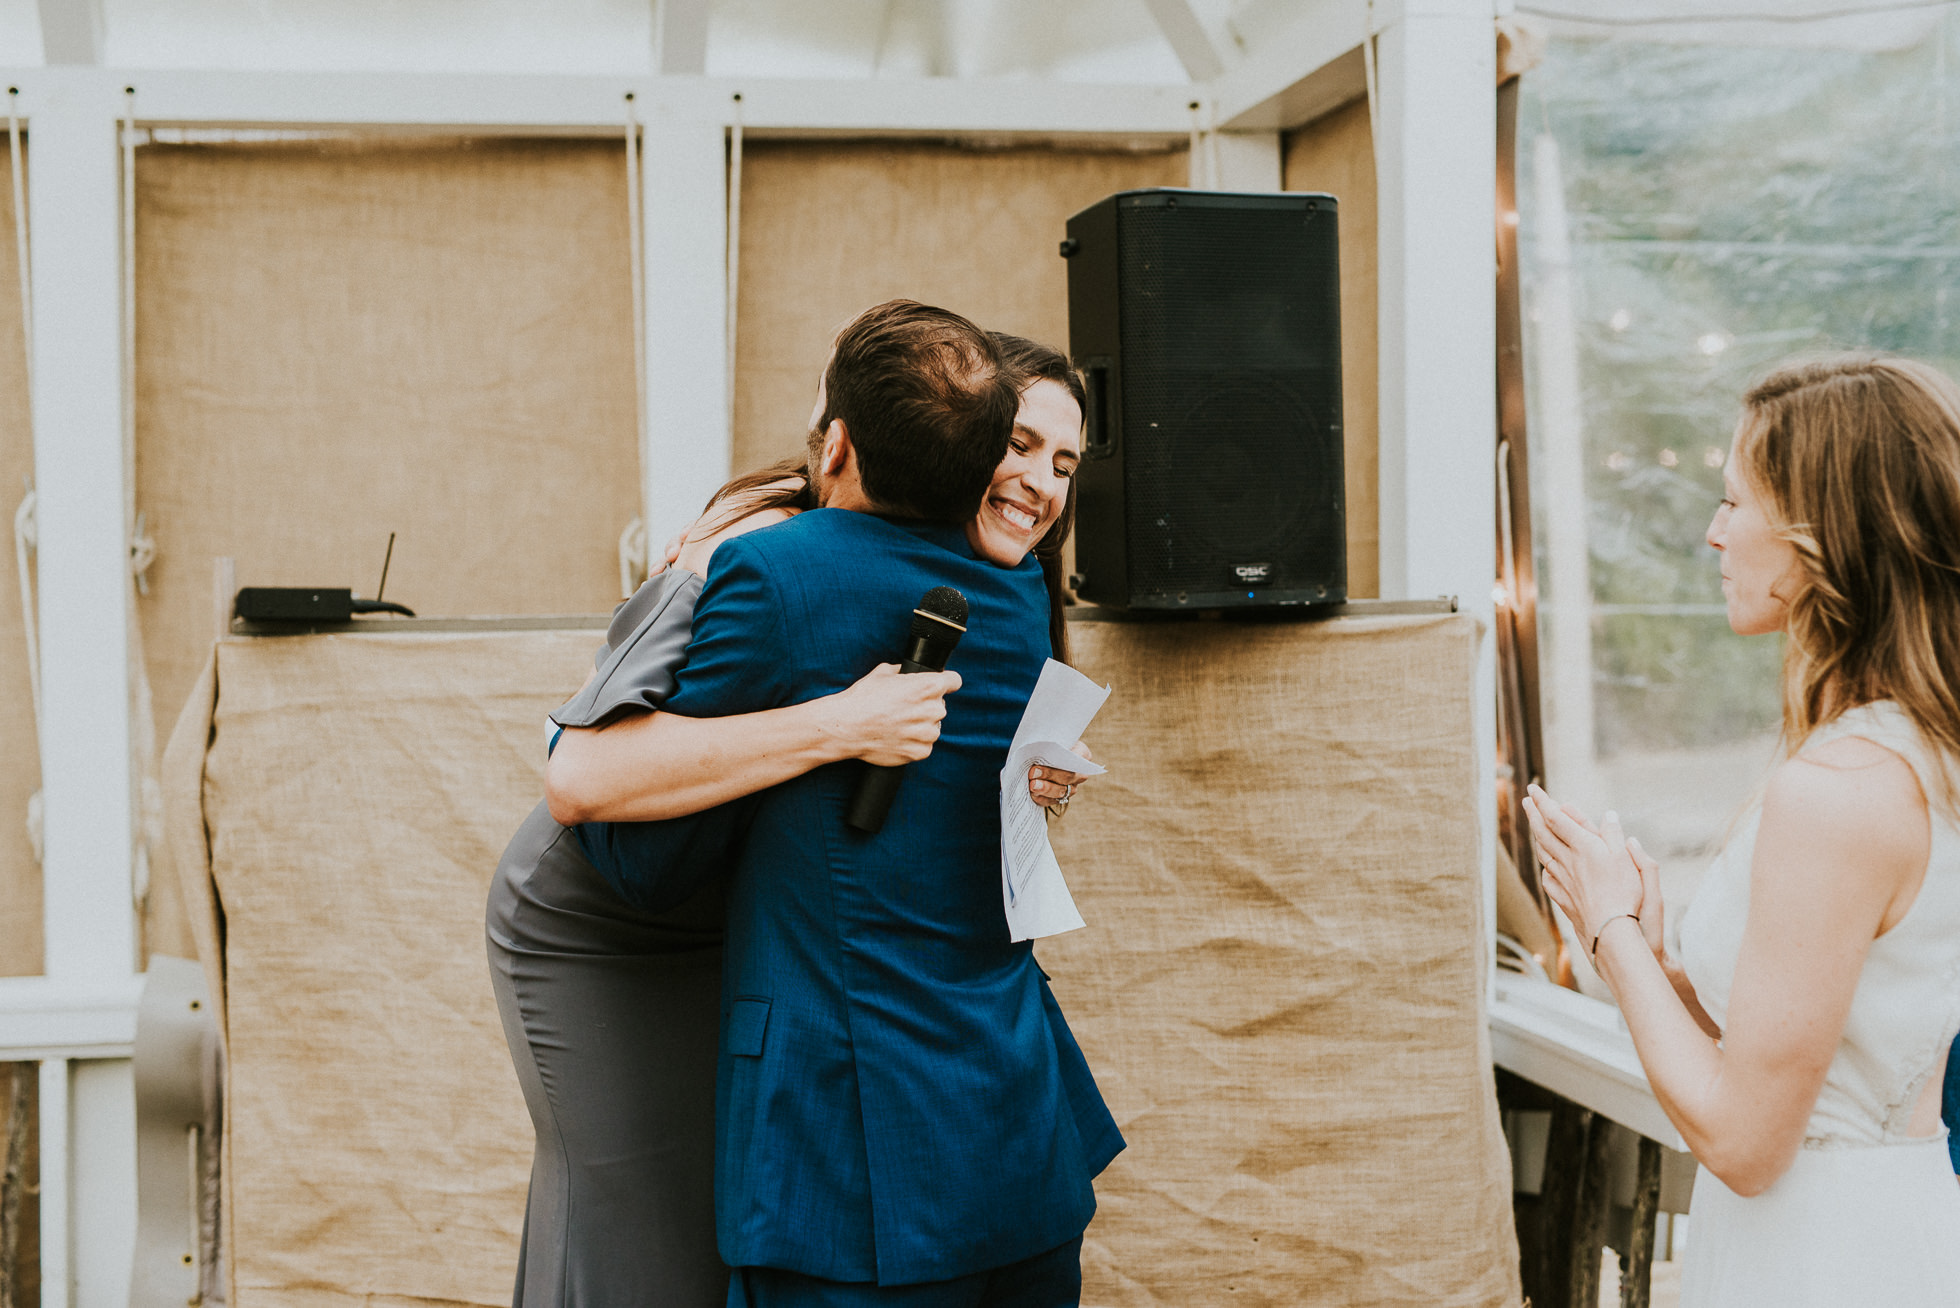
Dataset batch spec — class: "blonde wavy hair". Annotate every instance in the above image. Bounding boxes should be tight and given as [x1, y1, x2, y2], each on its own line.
[1734, 354, 1960, 813]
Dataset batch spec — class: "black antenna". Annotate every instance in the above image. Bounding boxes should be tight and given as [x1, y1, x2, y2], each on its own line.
[374, 532, 396, 604]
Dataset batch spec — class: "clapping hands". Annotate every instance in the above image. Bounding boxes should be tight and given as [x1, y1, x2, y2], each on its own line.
[1523, 783, 1669, 968]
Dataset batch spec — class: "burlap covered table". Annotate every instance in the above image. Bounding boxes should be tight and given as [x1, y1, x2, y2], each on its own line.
[162, 630, 593, 1308]
[162, 614, 1516, 1308]
[1047, 615, 1517, 1306]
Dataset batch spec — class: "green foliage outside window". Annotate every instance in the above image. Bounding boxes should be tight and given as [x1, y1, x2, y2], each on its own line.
[1518, 20, 1957, 760]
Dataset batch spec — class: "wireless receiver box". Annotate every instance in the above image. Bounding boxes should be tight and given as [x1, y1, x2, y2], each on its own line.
[234, 587, 355, 623]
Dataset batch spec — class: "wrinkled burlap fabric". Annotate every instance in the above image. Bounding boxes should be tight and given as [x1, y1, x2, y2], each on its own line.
[1043, 615, 1518, 1307]
[164, 614, 1516, 1308]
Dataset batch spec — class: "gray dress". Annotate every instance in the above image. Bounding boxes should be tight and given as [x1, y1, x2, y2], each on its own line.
[486, 570, 728, 1308]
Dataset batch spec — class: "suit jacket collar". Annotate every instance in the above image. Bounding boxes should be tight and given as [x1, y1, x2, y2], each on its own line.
[867, 513, 982, 561]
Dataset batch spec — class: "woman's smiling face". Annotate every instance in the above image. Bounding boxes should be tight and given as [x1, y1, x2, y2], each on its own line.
[965, 378, 1082, 567]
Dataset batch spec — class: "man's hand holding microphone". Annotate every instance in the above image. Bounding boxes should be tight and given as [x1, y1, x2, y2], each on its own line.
[815, 662, 961, 768]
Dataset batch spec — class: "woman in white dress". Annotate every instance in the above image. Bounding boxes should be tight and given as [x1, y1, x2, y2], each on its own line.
[1524, 354, 1960, 1305]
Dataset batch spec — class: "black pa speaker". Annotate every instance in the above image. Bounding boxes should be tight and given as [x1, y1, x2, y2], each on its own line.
[1062, 188, 1344, 610]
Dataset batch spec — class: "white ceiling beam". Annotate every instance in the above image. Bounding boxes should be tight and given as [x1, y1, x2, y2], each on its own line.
[0, 68, 1195, 137]
[1140, 0, 1226, 82]
[654, 0, 711, 76]
[1209, 0, 1371, 130]
[1218, 47, 1367, 133]
[37, 0, 104, 65]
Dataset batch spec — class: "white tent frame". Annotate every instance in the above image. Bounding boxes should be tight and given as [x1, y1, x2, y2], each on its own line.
[0, 0, 1504, 1299]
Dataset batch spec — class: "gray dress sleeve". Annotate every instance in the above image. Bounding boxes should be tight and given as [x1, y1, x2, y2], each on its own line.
[550, 568, 703, 730]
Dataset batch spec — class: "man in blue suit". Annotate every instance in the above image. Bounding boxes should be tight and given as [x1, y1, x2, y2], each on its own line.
[583, 302, 1123, 1306]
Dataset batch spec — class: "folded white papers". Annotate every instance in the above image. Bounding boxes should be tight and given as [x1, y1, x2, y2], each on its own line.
[999, 658, 1110, 942]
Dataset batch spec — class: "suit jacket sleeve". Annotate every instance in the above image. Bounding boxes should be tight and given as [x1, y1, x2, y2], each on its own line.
[662, 534, 795, 718]
[574, 537, 794, 911]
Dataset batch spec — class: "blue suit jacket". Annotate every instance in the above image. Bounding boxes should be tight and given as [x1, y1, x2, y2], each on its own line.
[1945, 1033, 1960, 1172]
[580, 509, 1124, 1286]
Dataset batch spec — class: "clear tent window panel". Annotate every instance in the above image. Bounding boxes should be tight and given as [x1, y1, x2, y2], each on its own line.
[1517, 14, 1960, 902]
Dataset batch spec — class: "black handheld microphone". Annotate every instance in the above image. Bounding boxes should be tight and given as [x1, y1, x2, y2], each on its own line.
[845, 585, 968, 834]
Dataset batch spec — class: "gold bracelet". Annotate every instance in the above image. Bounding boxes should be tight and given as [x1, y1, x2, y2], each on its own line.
[1590, 912, 1641, 963]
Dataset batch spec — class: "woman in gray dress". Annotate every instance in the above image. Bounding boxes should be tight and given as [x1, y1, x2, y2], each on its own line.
[486, 332, 1089, 1308]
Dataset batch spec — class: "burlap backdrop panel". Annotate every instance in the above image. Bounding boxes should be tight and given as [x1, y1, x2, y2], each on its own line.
[1043, 616, 1520, 1307]
[180, 616, 1516, 1308]
[1284, 100, 1379, 600]
[132, 137, 641, 759]
[731, 140, 1187, 476]
[0, 137, 41, 977]
[202, 631, 594, 1308]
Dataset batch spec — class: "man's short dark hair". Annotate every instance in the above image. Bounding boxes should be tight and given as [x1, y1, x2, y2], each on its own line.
[811, 300, 1020, 523]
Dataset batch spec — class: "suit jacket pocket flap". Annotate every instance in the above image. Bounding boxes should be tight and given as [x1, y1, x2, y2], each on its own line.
[727, 997, 771, 1057]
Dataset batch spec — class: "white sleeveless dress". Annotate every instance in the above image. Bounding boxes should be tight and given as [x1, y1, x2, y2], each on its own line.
[1675, 702, 1960, 1305]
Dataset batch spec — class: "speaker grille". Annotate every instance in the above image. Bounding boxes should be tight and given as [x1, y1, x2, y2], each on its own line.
[1117, 199, 1344, 599]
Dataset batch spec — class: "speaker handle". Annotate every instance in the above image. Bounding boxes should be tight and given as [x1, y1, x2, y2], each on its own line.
[1083, 357, 1115, 458]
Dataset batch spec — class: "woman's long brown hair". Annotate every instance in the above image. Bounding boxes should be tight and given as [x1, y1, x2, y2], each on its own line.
[1736, 354, 1960, 813]
[690, 332, 1085, 663]
[690, 457, 820, 531]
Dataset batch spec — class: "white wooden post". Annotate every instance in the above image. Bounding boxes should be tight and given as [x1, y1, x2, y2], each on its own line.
[26, 71, 135, 985]
[639, 116, 731, 551]
[1370, 0, 1499, 944]
[70, 1059, 137, 1307]
[1373, 0, 1496, 604]
[24, 69, 140, 1308]
[36, 1059, 69, 1308]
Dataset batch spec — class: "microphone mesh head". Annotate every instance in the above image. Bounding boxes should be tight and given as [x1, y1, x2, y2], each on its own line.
[910, 587, 968, 651]
[918, 586, 968, 627]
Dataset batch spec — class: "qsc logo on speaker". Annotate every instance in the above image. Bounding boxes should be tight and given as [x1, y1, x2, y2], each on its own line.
[1233, 563, 1273, 583]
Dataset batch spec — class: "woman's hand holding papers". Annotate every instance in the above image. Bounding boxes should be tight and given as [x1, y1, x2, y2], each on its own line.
[1030, 740, 1094, 812]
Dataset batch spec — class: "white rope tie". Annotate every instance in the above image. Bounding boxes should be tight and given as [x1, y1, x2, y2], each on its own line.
[122, 89, 155, 595]
[120, 87, 162, 908]
[622, 92, 648, 598]
[1185, 99, 1221, 190]
[8, 90, 35, 732]
[618, 518, 647, 599]
[12, 491, 34, 740]
[122, 90, 135, 541]
[726, 92, 743, 427]
[1187, 100, 1204, 188]
[1206, 98, 1221, 190]
[1363, 1, 1385, 202]
[130, 509, 156, 582]
[8, 89, 31, 405]
[9, 90, 39, 866]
